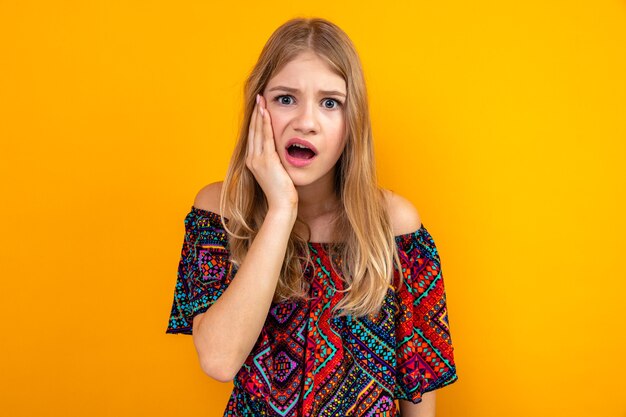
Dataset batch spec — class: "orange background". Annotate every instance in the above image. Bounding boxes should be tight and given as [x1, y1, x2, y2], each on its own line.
[1, 1, 625, 416]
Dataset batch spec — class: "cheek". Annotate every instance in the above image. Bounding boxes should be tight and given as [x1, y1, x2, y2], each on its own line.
[333, 116, 346, 139]
[327, 138, 347, 164]
[332, 121, 347, 155]
[268, 113, 287, 139]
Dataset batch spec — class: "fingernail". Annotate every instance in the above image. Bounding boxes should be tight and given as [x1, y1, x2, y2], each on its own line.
[256, 94, 260, 105]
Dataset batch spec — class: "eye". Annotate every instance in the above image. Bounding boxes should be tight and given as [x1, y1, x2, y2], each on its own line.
[273, 95, 343, 109]
[274, 95, 294, 105]
[322, 98, 342, 109]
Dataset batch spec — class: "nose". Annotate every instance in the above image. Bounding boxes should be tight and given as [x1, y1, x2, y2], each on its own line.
[292, 100, 319, 134]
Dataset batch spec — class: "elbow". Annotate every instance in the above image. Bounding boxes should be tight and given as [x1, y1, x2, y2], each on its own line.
[192, 316, 240, 382]
[199, 356, 237, 383]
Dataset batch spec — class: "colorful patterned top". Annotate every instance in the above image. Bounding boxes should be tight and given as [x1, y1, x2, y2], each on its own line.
[166, 206, 458, 416]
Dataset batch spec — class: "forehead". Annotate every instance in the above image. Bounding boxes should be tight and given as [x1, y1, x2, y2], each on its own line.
[267, 52, 346, 92]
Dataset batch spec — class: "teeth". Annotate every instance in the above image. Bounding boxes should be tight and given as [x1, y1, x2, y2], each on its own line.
[292, 143, 309, 149]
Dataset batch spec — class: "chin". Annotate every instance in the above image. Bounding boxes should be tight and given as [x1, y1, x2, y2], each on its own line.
[288, 174, 316, 188]
[284, 169, 318, 187]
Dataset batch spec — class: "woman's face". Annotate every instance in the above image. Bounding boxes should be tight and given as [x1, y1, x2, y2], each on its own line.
[262, 51, 347, 189]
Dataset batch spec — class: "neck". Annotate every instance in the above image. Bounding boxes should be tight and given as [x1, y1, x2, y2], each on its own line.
[295, 173, 341, 223]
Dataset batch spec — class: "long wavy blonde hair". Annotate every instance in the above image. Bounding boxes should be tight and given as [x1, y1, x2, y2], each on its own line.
[219, 17, 403, 318]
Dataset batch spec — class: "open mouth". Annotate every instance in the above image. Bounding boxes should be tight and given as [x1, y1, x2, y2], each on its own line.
[287, 143, 316, 160]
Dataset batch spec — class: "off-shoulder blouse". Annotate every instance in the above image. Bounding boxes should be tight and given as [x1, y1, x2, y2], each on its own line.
[166, 206, 458, 416]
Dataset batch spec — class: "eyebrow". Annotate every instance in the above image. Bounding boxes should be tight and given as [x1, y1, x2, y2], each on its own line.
[267, 86, 346, 98]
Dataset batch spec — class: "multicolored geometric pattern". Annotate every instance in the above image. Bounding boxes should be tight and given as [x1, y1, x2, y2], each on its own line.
[166, 206, 458, 416]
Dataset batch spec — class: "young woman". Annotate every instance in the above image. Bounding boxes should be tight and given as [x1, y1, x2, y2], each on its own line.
[166, 17, 458, 417]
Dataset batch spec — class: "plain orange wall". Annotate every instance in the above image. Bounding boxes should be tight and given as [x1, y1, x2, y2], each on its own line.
[1, 1, 625, 416]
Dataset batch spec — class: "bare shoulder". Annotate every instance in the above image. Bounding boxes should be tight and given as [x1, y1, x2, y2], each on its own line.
[382, 189, 422, 236]
[193, 181, 224, 215]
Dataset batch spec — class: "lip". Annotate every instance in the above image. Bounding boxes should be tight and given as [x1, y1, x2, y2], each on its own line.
[284, 137, 318, 168]
[285, 138, 319, 155]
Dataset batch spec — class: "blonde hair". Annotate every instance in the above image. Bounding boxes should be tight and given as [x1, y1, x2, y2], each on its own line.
[220, 17, 403, 318]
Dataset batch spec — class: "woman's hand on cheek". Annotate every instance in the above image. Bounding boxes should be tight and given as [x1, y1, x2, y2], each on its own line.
[246, 94, 299, 214]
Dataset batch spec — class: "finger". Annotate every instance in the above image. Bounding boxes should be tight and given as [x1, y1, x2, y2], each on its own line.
[260, 98, 275, 152]
[253, 98, 264, 155]
[247, 100, 258, 158]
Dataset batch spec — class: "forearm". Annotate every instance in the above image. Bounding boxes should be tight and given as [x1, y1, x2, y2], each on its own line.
[399, 391, 436, 417]
[193, 208, 297, 381]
